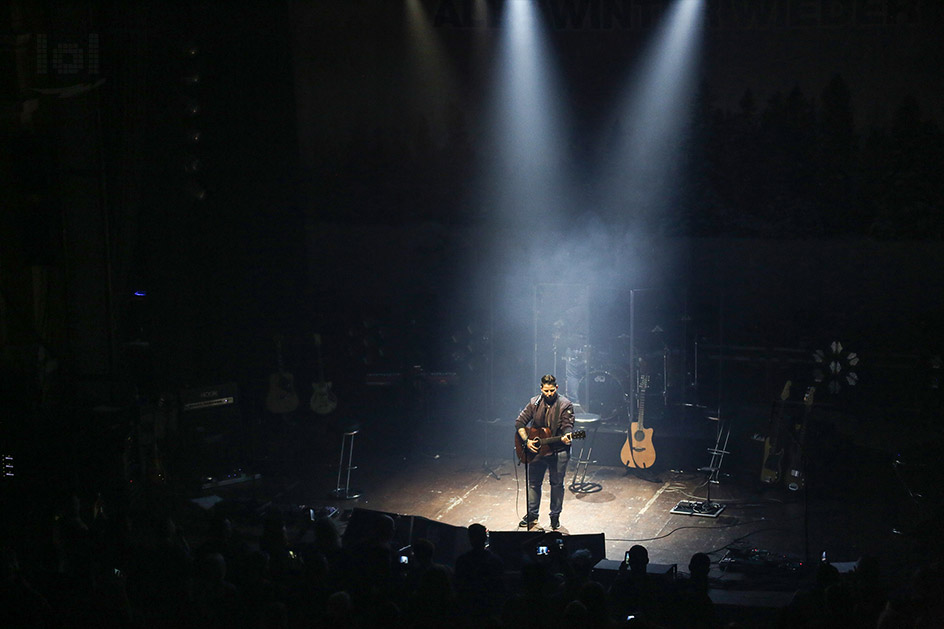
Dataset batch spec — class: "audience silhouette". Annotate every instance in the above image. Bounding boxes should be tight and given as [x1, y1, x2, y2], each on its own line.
[6, 490, 944, 628]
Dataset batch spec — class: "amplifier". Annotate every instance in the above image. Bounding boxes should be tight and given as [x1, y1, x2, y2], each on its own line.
[180, 382, 238, 412]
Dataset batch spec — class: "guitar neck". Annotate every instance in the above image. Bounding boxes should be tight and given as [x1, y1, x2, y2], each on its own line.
[769, 381, 792, 447]
[538, 434, 569, 448]
[635, 375, 649, 429]
[795, 409, 811, 447]
[274, 337, 287, 373]
[795, 387, 816, 446]
[314, 334, 327, 382]
[517, 428, 585, 463]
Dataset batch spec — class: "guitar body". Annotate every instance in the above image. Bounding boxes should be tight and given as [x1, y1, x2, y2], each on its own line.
[621, 423, 656, 469]
[266, 372, 299, 414]
[515, 427, 585, 464]
[760, 381, 791, 484]
[310, 381, 338, 415]
[621, 374, 656, 469]
[760, 438, 783, 484]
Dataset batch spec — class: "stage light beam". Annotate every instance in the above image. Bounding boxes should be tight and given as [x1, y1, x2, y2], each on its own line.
[598, 0, 706, 225]
[483, 0, 570, 224]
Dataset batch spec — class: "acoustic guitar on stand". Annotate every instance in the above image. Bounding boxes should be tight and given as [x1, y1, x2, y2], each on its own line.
[515, 427, 586, 464]
[621, 374, 655, 469]
[310, 333, 338, 415]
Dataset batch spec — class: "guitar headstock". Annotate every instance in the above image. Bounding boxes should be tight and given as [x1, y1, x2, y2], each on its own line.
[572, 430, 586, 440]
[638, 374, 650, 392]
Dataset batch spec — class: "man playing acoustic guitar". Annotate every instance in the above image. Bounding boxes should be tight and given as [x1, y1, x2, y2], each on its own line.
[515, 374, 575, 531]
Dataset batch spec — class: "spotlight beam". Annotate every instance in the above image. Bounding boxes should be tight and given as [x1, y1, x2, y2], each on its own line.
[484, 0, 570, 224]
[598, 0, 706, 223]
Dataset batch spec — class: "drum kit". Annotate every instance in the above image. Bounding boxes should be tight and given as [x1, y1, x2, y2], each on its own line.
[558, 342, 624, 422]
[560, 336, 689, 424]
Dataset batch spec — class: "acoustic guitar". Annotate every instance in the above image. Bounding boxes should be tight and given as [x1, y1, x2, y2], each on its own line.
[760, 380, 792, 484]
[515, 427, 586, 464]
[786, 386, 815, 491]
[310, 333, 338, 414]
[621, 374, 656, 469]
[266, 335, 299, 414]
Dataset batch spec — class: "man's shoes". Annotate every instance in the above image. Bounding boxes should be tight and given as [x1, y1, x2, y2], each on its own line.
[519, 515, 542, 530]
[550, 515, 560, 530]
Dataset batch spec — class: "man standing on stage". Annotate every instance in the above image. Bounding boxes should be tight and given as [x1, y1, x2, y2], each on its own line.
[516, 374, 575, 531]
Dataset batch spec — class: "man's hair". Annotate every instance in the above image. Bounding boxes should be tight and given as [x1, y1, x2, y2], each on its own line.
[689, 552, 710, 577]
[468, 523, 488, 548]
[540, 374, 557, 387]
[628, 544, 649, 569]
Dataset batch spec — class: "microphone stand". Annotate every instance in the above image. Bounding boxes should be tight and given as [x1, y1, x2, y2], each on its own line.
[518, 433, 533, 530]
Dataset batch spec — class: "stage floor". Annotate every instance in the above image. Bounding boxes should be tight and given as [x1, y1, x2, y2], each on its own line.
[192, 410, 937, 599]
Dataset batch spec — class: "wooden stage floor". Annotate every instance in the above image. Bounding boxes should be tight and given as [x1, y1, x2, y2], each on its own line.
[207, 409, 937, 601]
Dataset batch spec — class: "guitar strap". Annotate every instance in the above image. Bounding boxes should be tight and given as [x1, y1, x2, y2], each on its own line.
[533, 397, 561, 434]
[547, 401, 561, 435]
[543, 398, 569, 453]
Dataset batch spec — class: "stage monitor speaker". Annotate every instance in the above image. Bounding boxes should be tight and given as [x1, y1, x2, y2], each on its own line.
[488, 530, 605, 571]
[409, 515, 471, 566]
[487, 530, 553, 571]
[563, 532, 606, 566]
[591, 558, 677, 588]
[343, 508, 412, 552]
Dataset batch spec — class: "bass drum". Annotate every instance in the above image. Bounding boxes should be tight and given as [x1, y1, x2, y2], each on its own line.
[577, 367, 629, 422]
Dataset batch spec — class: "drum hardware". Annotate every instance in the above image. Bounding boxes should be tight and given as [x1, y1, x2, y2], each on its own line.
[577, 367, 630, 423]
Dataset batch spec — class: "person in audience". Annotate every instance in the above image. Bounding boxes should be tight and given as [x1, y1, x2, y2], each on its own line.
[0, 547, 52, 627]
[609, 544, 670, 626]
[454, 523, 505, 622]
[673, 552, 717, 628]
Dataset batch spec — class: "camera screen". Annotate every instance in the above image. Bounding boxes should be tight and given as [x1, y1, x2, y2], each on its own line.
[399, 555, 409, 564]
[537, 546, 549, 556]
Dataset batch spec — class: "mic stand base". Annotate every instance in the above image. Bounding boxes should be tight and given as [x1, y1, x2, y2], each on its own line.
[670, 499, 725, 518]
